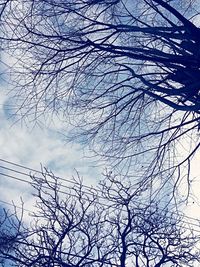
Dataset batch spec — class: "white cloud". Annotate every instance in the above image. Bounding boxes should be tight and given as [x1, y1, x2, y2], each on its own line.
[0, 85, 102, 220]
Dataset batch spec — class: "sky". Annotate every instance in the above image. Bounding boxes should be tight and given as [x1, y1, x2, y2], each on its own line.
[1, 1, 200, 259]
[0, 66, 104, 267]
[1, 3, 200, 266]
[0, 72, 103, 214]
[0, 67, 200, 228]
[0, 46, 200, 218]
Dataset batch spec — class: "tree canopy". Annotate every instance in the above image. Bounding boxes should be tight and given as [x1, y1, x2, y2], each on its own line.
[1, 0, 200, 190]
[0, 171, 199, 267]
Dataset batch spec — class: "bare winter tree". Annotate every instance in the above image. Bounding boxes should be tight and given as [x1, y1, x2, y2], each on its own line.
[0, 204, 24, 266]
[1, 0, 200, 190]
[0, 170, 199, 267]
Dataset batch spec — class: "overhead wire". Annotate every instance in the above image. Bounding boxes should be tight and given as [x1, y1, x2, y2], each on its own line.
[1, 186, 200, 235]
[0, 158, 192, 212]
[0, 192, 190, 262]
[0, 158, 200, 232]
[0, 158, 96, 191]
[0, 199, 32, 213]
[0, 169, 114, 208]
[0, 163, 166, 212]
[1, 158, 200, 223]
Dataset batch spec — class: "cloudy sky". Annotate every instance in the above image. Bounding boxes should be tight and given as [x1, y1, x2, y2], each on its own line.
[0, 43, 200, 230]
[0, 79, 200, 226]
[0, 68, 103, 216]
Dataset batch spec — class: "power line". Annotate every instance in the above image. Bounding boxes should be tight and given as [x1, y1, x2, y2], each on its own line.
[0, 164, 98, 199]
[0, 163, 157, 212]
[0, 169, 114, 207]
[0, 158, 186, 208]
[0, 171, 103, 206]
[0, 199, 31, 213]
[0, 163, 152, 210]
[1, 178, 200, 234]
[0, 159, 111, 201]
[0, 158, 98, 192]
[0, 158, 200, 225]
[0, 158, 200, 231]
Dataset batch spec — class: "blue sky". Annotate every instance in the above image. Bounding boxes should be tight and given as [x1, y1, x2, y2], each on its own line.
[0, 73, 102, 213]
[1, 3, 200, 266]
[1, 77, 200, 223]
[0, 30, 200, 231]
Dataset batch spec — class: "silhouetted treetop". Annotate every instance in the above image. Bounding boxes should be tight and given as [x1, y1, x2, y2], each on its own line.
[0, 171, 199, 266]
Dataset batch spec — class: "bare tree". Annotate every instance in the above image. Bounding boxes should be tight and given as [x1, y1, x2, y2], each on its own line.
[1, 0, 200, 190]
[0, 170, 199, 266]
[0, 203, 24, 266]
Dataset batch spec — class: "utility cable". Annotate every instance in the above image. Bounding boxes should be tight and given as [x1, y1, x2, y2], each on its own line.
[0, 158, 196, 219]
[0, 159, 200, 231]
[0, 179, 200, 235]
